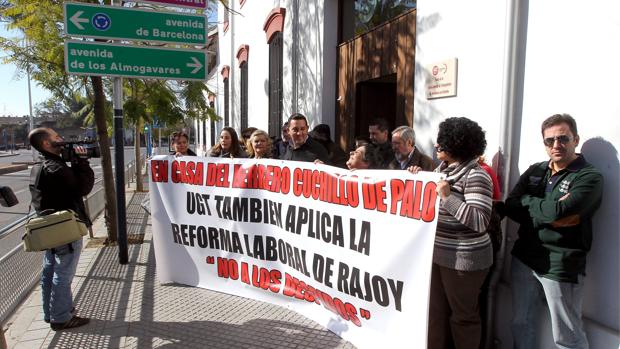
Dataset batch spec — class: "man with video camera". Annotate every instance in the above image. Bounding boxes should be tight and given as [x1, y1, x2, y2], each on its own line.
[28, 127, 95, 331]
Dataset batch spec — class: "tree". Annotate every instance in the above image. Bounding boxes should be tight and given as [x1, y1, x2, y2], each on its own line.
[3, 0, 221, 241]
[1, 0, 119, 242]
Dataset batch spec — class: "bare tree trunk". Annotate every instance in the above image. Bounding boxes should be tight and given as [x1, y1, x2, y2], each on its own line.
[135, 122, 143, 192]
[90, 76, 117, 243]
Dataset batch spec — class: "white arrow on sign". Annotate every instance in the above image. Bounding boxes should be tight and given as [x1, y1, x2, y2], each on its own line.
[186, 57, 203, 74]
[70, 11, 89, 30]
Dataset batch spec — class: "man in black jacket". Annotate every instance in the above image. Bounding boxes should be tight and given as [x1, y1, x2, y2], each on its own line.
[504, 114, 603, 349]
[368, 118, 394, 169]
[28, 127, 94, 331]
[280, 113, 329, 163]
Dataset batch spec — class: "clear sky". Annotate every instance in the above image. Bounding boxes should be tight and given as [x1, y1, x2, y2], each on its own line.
[0, 24, 51, 117]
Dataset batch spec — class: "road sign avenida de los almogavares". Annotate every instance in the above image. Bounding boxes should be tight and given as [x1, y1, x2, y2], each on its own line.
[65, 41, 207, 81]
[64, 2, 207, 45]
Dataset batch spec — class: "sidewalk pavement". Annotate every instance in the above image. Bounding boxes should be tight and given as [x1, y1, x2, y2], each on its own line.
[3, 183, 355, 348]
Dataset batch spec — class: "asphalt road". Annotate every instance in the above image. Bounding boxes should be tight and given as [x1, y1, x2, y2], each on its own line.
[0, 148, 145, 256]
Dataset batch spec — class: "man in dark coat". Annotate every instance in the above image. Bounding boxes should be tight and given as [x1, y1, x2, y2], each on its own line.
[503, 114, 603, 349]
[389, 126, 435, 171]
[368, 118, 394, 169]
[280, 113, 329, 163]
[28, 127, 94, 331]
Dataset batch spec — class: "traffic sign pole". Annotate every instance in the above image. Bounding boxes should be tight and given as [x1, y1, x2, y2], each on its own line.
[111, 0, 128, 265]
[62, 0, 207, 264]
[113, 76, 128, 265]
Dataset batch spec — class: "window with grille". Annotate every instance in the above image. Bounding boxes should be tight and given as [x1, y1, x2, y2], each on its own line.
[268, 32, 283, 137]
[240, 62, 248, 130]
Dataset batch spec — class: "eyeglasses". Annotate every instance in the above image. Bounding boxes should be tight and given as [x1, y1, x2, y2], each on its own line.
[434, 144, 445, 152]
[543, 135, 572, 147]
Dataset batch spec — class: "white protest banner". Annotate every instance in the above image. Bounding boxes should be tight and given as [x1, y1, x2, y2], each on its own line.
[148, 156, 442, 349]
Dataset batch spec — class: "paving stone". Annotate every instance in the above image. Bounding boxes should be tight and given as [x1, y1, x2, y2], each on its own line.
[12, 339, 44, 349]
[19, 328, 50, 342]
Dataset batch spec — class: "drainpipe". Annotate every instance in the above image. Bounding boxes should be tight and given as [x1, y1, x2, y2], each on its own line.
[230, 0, 236, 129]
[291, 0, 299, 113]
[484, 0, 526, 348]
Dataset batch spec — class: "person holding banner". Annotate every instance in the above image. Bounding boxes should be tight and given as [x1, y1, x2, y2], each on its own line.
[209, 127, 247, 158]
[346, 143, 384, 170]
[170, 131, 197, 157]
[246, 129, 273, 159]
[281, 113, 329, 163]
[409, 117, 493, 349]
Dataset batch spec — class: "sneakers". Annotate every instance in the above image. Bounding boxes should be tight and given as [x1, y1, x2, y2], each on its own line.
[50, 316, 90, 331]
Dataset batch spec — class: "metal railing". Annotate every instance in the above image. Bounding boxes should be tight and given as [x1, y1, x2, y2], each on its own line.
[0, 155, 146, 324]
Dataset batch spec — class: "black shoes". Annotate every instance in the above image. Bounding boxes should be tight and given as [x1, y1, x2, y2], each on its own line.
[44, 307, 75, 324]
[50, 316, 90, 331]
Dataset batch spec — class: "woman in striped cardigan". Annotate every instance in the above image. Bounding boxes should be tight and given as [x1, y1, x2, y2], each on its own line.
[410, 117, 493, 349]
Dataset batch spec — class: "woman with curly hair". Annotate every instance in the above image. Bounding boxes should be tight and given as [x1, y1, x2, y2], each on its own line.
[208, 127, 247, 158]
[409, 117, 493, 349]
[246, 129, 273, 159]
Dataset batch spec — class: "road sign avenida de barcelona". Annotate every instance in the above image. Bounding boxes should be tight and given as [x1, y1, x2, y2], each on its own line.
[63, 1, 208, 81]
[65, 41, 207, 81]
[64, 2, 207, 45]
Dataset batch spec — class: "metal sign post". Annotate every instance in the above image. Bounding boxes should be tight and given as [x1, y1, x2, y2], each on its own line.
[113, 76, 128, 265]
[63, 0, 208, 264]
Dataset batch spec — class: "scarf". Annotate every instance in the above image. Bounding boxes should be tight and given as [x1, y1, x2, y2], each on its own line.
[435, 158, 479, 185]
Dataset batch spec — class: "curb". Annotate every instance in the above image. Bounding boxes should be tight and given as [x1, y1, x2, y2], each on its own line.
[0, 164, 28, 175]
[0, 153, 20, 158]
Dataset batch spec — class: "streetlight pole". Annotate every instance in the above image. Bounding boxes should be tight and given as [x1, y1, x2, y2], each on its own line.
[27, 66, 35, 161]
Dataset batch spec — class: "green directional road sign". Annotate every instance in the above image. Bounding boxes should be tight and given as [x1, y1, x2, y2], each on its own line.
[64, 2, 207, 45]
[65, 40, 207, 81]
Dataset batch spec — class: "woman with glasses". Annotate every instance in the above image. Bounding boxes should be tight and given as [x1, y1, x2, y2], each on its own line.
[409, 117, 493, 349]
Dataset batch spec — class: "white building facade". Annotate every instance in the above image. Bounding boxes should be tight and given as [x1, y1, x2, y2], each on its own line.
[200, 0, 338, 149]
[194, 1, 619, 347]
[415, 1, 619, 348]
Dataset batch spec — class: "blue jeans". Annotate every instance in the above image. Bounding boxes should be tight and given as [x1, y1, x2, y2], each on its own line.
[41, 239, 82, 324]
[511, 257, 588, 349]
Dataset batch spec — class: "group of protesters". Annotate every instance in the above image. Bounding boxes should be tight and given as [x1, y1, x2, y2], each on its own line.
[169, 112, 602, 349]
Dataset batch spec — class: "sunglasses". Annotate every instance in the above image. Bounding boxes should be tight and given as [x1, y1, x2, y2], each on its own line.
[543, 135, 572, 147]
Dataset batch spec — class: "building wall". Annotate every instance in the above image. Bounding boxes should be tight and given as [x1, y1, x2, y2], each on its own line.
[216, 0, 338, 136]
[415, 1, 620, 348]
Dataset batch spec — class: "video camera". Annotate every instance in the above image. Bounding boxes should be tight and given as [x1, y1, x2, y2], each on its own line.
[56, 141, 101, 162]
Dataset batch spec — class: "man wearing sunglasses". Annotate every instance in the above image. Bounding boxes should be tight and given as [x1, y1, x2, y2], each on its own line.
[503, 114, 603, 349]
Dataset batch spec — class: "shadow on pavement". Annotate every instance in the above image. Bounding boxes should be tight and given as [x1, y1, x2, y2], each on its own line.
[44, 191, 354, 349]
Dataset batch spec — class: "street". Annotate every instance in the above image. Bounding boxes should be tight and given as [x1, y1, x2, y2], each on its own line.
[0, 147, 145, 256]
